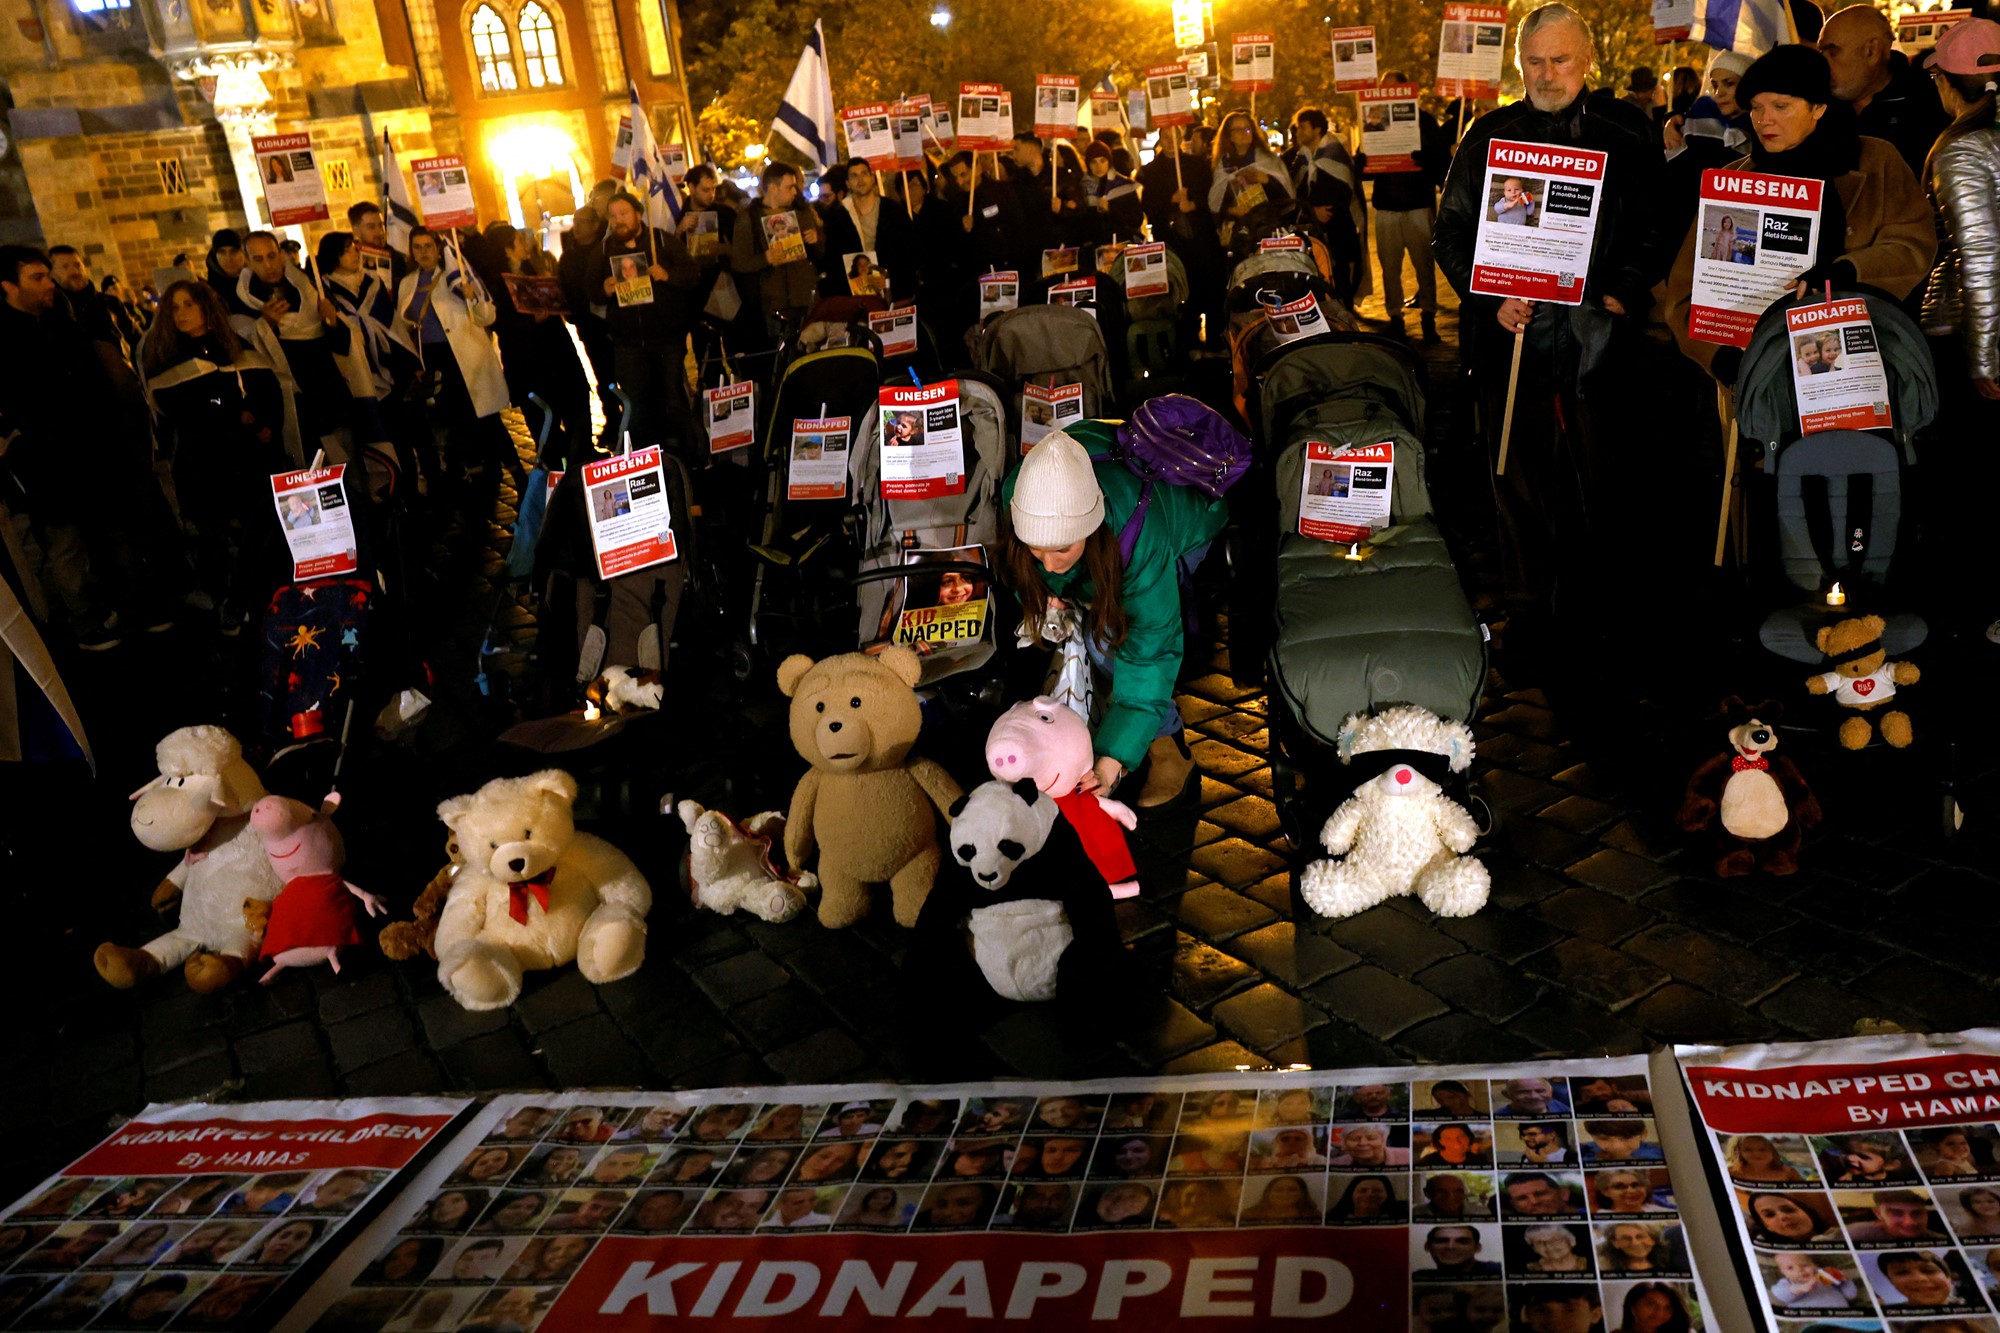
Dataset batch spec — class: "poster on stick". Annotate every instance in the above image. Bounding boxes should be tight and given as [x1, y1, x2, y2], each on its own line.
[1330, 26, 1379, 91]
[1123, 241, 1170, 299]
[878, 380, 966, 500]
[1437, 3, 1508, 100]
[412, 155, 477, 230]
[579, 447, 679, 579]
[705, 382, 755, 455]
[272, 465, 359, 581]
[252, 133, 330, 227]
[842, 104, 898, 171]
[869, 306, 919, 359]
[957, 83, 1014, 152]
[1896, 7, 1971, 54]
[889, 101, 927, 172]
[1653, 0, 1696, 42]
[1686, 169, 1823, 347]
[1359, 86, 1423, 174]
[1786, 300, 1894, 436]
[1034, 76, 1081, 138]
[1468, 139, 1608, 306]
[977, 271, 1020, 321]
[1145, 62, 1196, 128]
[1231, 34, 1275, 92]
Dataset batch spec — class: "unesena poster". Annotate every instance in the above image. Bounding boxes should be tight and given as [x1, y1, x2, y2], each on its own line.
[282, 1058, 1709, 1331]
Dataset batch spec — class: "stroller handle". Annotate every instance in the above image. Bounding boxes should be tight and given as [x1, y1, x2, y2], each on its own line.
[849, 561, 994, 588]
[526, 392, 554, 465]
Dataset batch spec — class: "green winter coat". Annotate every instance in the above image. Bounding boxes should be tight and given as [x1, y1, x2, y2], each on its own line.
[1002, 419, 1230, 771]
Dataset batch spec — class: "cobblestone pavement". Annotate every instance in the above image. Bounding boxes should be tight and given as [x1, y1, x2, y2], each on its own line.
[6, 267, 1996, 1204]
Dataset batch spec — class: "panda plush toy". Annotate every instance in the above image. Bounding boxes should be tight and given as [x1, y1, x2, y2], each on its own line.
[907, 778, 1127, 1011]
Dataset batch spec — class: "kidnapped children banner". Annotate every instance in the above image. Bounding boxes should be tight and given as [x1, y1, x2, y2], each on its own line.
[0, 1097, 467, 1333]
[879, 380, 967, 500]
[1437, 3, 1508, 100]
[977, 271, 1020, 320]
[1331, 27, 1379, 91]
[1231, 34, 1275, 92]
[1654, 1030, 2000, 1333]
[1786, 300, 1895, 435]
[787, 416, 850, 501]
[281, 1059, 1703, 1333]
[252, 133, 329, 227]
[1653, 0, 1696, 42]
[1469, 140, 1608, 306]
[580, 447, 679, 578]
[892, 546, 989, 657]
[272, 464, 359, 582]
[1023, 382, 1085, 454]
[1360, 86, 1423, 174]
[1687, 170, 1823, 348]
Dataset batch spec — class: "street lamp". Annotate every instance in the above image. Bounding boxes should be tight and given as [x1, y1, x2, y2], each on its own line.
[930, 7, 951, 27]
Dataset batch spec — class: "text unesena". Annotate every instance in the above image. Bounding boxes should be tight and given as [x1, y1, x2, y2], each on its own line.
[1709, 176, 1813, 201]
[1699, 1067, 2000, 1099]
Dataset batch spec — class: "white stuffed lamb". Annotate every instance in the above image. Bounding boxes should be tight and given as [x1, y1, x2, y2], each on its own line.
[675, 800, 813, 923]
[1299, 705, 1489, 921]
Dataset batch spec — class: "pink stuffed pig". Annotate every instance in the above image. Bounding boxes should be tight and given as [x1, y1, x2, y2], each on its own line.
[985, 696, 1141, 899]
[250, 793, 385, 982]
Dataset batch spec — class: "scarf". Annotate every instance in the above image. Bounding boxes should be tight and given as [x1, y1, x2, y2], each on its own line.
[1681, 94, 1751, 153]
[325, 271, 410, 397]
[1748, 104, 1859, 276]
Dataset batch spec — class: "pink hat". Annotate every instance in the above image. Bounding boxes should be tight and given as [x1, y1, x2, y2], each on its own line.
[1926, 18, 2000, 78]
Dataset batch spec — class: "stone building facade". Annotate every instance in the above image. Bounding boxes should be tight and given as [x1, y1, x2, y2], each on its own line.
[0, 0, 692, 285]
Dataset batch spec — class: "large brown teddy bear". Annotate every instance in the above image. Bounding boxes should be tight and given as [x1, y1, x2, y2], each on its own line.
[779, 647, 962, 927]
[1805, 614, 1918, 750]
[1678, 698, 1821, 877]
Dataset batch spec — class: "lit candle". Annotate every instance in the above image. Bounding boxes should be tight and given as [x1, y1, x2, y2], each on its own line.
[583, 701, 602, 722]
[1825, 582, 1846, 609]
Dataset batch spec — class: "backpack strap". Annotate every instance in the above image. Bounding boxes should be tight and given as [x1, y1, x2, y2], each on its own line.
[1117, 479, 1154, 566]
[1800, 473, 1837, 581]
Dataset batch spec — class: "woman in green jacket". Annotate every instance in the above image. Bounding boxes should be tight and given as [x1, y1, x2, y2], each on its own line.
[999, 423, 1230, 805]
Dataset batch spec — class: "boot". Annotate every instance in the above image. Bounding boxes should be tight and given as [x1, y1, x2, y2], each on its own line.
[1137, 733, 1196, 807]
[1421, 312, 1441, 346]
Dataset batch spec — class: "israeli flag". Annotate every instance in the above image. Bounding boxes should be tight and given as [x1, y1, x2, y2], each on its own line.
[773, 20, 837, 171]
[381, 130, 418, 254]
[626, 85, 685, 229]
[1691, 0, 1798, 55]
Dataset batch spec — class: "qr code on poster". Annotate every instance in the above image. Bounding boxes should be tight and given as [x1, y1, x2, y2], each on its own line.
[1557, 271, 1577, 288]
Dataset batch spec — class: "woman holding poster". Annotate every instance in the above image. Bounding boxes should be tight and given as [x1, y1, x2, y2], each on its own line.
[394, 226, 512, 482]
[1207, 111, 1295, 255]
[998, 415, 1230, 807]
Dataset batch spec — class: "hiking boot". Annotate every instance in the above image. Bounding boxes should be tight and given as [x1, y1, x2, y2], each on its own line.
[1137, 733, 1196, 807]
[1421, 312, 1441, 345]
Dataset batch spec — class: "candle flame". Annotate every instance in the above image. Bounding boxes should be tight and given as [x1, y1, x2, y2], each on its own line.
[1826, 582, 1845, 606]
[583, 701, 601, 722]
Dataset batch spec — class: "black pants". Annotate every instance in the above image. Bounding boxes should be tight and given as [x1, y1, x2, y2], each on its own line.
[423, 346, 512, 478]
[612, 338, 693, 460]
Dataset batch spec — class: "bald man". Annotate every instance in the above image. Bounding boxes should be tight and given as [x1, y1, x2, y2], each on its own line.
[1817, 6, 1946, 177]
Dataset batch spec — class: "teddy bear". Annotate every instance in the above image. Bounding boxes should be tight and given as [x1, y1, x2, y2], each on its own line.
[906, 778, 1129, 1010]
[1678, 697, 1822, 877]
[778, 646, 962, 927]
[95, 726, 285, 993]
[378, 829, 462, 962]
[1806, 613, 1918, 749]
[1299, 705, 1489, 921]
[248, 792, 387, 981]
[675, 800, 814, 922]
[430, 769, 653, 1011]
[984, 696, 1141, 899]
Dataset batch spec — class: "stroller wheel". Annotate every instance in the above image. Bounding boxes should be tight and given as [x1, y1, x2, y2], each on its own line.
[728, 640, 756, 683]
[1468, 789, 1500, 841]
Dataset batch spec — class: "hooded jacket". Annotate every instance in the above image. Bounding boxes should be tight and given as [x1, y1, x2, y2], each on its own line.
[1922, 123, 2000, 382]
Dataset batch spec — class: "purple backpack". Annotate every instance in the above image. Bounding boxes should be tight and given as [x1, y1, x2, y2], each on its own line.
[1111, 395, 1251, 562]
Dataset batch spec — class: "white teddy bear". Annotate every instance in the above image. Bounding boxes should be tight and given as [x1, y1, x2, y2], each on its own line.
[1299, 705, 1489, 921]
[675, 800, 815, 923]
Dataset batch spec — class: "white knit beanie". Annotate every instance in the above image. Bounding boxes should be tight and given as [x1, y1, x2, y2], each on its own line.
[1010, 430, 1106, 549]
[1706, 48, 1753, 82]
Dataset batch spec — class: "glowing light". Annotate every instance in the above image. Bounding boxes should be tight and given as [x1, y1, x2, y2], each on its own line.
[487, 124, 578, 179]
[744, 144, 767, 161]
[930, 7, 952, 26]
[1826, 581, 1846, 608]
[583, 701, 601, 722]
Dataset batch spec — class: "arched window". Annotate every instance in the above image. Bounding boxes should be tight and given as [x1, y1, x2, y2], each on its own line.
[470, 4, 518, 92]
[518, 2, 565, 88]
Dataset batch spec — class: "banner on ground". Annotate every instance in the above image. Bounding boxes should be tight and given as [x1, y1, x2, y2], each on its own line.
[957, 84, 1014, 152]
[1786, 300, 1895, 435]
[1231, 34, 1275, 92]
[1468, 139, 1607, 306]
[1655, 1029, 2000, 1333]
[1437, 3, 1508, 100]
[1123, 241, 1170, 300]
[580, 447, 679, 578]
[787, 416, 849, 501]
[412, 155, 477, 230]
[1331, 27, 1380, 91]
[1145, 62, 1197, 128]
[1686, 169, 1823, 348]
[1896, 7, 1970, 54]
[279, 1059, 1702, 1332]
[1034, 76, 1081, 138]
[1654, 0, 1697, 42]
[1023, 381, 1085, 454]
[272, 465, 359, 581]
[252, 133, 330, 227]
[842, 104, 898, 171]
[1359, 86, 1423, 174]
[878, 380, 966, 500]
[1, 1097, 467, 1333]
[1298, 441, 1395, 543]
[705, 382, 755, 454]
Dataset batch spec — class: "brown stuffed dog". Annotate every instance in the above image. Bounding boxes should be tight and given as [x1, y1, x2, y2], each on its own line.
[378, 831, 464, 961]
[778, 646, 962, 927]
[1805, 614, 1918, 750]
[1678, 698, 1821, 876]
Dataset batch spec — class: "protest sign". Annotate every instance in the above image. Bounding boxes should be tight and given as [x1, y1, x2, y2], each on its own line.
[892, 546, 989, 654]
[354, 244, 394, 283]
[501, 272, 567, 316]
[787, 417, 850, 501]
[658, 143, 688, 185]
[1786, 300, 1894, 435]
[1652, 0, 1695, 42]
[977, 271, 1020, 321]
[705, 382, 755, 455]
[1359, 86, 1423, 174]
[3, 1097, 467, 1333]
[579, 447, 679, 579]
[879, 380, 967, 500]
[1258, 235, 1307, 255]
[1041, 247, 1080, 279]
[1049, 276, 1098, 319]
[272, 465, 359, 581]
[1034, 76, 1081, 138]
[1172, 0, 1206, 49]
[1437, 3, 1508, 100]
[842, 104, 897, 171]
[1023, 382, 1084, 454]
[1655, 1029, 2000, 1333]
[957, 83, 1014, 152]
[761, 212, 807, 266]
[845, 249, 889, 297]
[1468, 140, 1608, 306]
[1896, 7, 1970, 54]
[1330, 26, 1379, 91]
[681, 210, 722, 260]
[609, 251, 653, 307]
[412, 155, 477, 230]
[1265, 293, 1330, 344]
[612, 115, 634, 171]
[868, 307, 919, 358]
[1089, 89, 1123, 129]
[251, 133, 329, 227]
[1686, 170, 1822, 347]
[1231, 34, 1275, 92]
[1145, 62, 1196, 128]
[1123, 241, 1170, 300]
[1128, 90, 1151, 133]
[889, 100, 927, 171]
[911, 95, 956, 151]
[1298, 441, 1395, 543]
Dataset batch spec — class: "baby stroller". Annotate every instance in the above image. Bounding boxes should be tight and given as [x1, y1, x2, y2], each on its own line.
[965, 305, 1115, 456]
[1225, 250, 1361, 419]
[1244, 333, 1489, 845]
[1109, 245, 1190, 398]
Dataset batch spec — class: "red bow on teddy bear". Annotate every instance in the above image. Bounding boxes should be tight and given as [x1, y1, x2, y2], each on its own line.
[508, 869, 556, 924]
[1730, 754, 1768, 772]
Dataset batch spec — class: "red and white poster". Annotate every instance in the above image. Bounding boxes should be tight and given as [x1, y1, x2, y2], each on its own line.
[1265, 293, 1330, 344]
[889, 100, 928, 172]
[1436, 3, 1508, 100]
[705, 382, 755, 455]
[1896, 7, 1970, 54]
[1653, 0, 1695, 42]
[909, 94, 956, 152]
[842, 104, 898, 172]
[1089, 88, 1124, 131]
[1359, 86, 1422, 174]
[957, 83, 1014, 152]
[1298, 441, 1395, 543]
[1144, 62, 1196, 128]
[272, 464, 359, 581]
[1687, 169, 1823, 348]
[1023, 381, 1085, 454]
[1049, 276, 1098, 319]
[1231, 34, 1275, 92]
[1258, 235, 1307, 255]
[612, 115, 634, 171]
[251, 132, 330, 227]
[787, 416, 850, 501]
[412, 155, 477, 231]
[1123, 241, 1169, 300]
[879, 380, 966, 500]
[869, 306, 920, 358]
[579, 447, 679, 578]
[1786, 300, 1895, 436]
[1330, 26, 1379, 91]
[1034, 76, 1081, 138]
[1468, 139, 1608, 306]
[978, 270, 1020, 321]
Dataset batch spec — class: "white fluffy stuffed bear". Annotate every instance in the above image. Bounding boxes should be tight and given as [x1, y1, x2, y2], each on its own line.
[432, 770, 652, 1010]
[1299, 705, 1489, 921]
[675, 800, 813, 922]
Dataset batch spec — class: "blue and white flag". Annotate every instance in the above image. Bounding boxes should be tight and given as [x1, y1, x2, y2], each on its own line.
[626, 85, 685, 229]
[381, 130, 418, 254]
[773, 20, 838, 171]
[1691, 0, 1798, 55]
